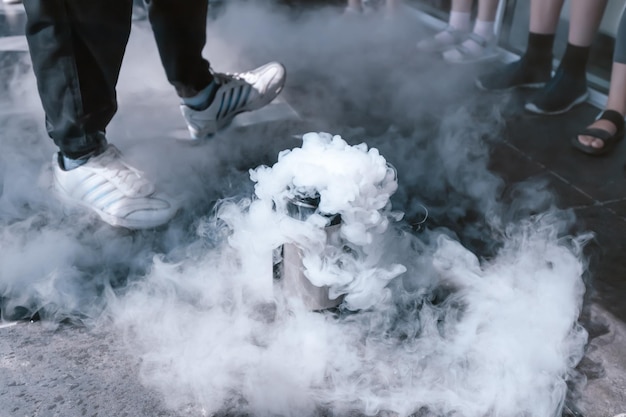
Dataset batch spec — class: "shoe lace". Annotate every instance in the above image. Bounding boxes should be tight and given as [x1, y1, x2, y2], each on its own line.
[93, 146, 154, 196]
[213, 70, 258, 86]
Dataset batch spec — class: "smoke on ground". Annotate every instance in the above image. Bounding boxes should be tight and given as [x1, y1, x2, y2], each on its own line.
[0, 2, 588, 417]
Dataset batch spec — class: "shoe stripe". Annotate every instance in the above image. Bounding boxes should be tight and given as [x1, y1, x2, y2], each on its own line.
[228, 85, 243, 115]
[215, 91, 227, 120]
[84, 184, 119, 206]
[78, 175, 109, 200]
[224, 88, 235, 118]
[239, 85, 251, 111]
[100, 194, 126, 212]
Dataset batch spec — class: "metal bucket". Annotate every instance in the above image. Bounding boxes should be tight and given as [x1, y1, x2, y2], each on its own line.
[274, 194, 344, 311]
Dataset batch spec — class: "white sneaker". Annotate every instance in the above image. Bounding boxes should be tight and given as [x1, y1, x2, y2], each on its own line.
[2, 0, 22, 4]
[52, 145, 178, 229]
[180, 61, 287, 140]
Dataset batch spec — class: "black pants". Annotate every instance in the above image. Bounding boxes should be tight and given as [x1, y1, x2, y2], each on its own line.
[23, 0, 213, 159]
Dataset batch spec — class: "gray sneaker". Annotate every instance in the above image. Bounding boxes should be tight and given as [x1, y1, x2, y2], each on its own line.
[180, 61, 287, 140]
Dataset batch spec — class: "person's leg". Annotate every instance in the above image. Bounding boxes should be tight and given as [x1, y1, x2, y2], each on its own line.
[23, 0, 178, 229]
[475, 0, 560, 90]
[23, 0, 132, 159]
[476, 0, 499, 22]
[449, 0, 473, 26]
[557, 0, 608, 79]
[145, 0, 213, 99]
[417, 0, 473, 52]
[442, 0, 500, 63]
[568, 0, 608, 47]
[573, 8, 626, 154]
[145, 0, 286, 140]
[525, 0, 608, 115]
[528, 0, 563, 34]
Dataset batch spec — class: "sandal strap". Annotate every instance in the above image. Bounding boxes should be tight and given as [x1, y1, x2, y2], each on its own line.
[573, 126, 624, 155]
[444, 25, 469, 43]
[451, 43, 476, 59]
[467, 32, 490, 47]
[449, 39, 496, 60]
[599, 109, 625, 132]
[580, 127, 614, 142]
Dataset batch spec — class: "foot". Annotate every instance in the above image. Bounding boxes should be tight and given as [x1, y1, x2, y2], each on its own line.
[578, 120, 619, 149]
[525, 67, 588, 115]
[417, 25, 468, 53]
[180, 62, 287, 140]
[572, 109, 625, 156]
[442, 33, 498, 64]
[475, 56, 552, 91]
[53, 145, 178, 229]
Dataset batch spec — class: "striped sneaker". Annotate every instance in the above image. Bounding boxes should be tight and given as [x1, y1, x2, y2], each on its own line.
[180, 61, 286, 140]
[52, 145, 178, 229]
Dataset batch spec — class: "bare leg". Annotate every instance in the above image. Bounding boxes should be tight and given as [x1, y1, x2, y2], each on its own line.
[451, 0, 473, 14]
[529, 0, 564, 34]
[417, 0, 473, 51]
[568, 0, 608, 47]
[577, 62, 626, 149]
[574, 2, 623, 151]
[603, 62, 626, 114]
[476, 0, 500, 22]
[448, 0, 473, 30]
[472, 0, 500, 39]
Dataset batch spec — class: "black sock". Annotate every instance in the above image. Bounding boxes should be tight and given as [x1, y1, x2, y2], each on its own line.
[524, 32, 555, 67]
[559, 43, 590, 78]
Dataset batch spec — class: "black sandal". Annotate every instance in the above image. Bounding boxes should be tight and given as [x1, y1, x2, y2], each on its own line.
[571, 109, 625, 156]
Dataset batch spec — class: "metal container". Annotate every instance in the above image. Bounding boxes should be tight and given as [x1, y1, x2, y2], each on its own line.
[274, 193, 344, 311]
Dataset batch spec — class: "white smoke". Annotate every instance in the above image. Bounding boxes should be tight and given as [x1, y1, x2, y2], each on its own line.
[111, 131, 588, 417]
[0, 2, 590, 416]
[251, 132, 404, 309]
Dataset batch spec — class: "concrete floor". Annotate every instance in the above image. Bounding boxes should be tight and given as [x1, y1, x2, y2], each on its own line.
[0, 2, 625, 417]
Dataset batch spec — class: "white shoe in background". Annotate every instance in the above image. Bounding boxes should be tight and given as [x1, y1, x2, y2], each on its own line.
[52, 145, 178, 229]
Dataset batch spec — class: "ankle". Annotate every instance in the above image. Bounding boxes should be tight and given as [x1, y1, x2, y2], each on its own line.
[472, 19, 495, 41]
[559, 43, 590, 78]
[520, 53, 552, 73]
[448, 11, 471, 32]
[61, 153, 91, 171]
[181, 80, 218, 110]
[60, 135, 107, 171]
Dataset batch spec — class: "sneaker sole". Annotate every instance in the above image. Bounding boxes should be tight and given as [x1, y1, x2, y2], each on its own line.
[444, 51, 500, 65]
[475, 78, 547, 92]
[524, 90, 589, 116]
[53, 179, 179, 229]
